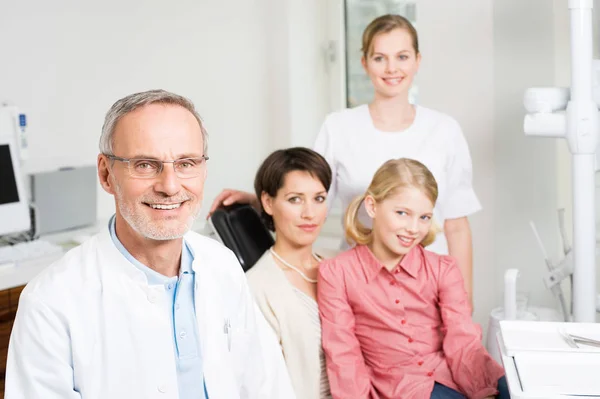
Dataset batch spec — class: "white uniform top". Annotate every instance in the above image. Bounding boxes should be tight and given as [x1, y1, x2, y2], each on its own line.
[313, 104, 481, 254]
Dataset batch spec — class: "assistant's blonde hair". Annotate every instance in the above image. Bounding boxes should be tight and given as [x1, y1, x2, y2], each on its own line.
[344, 158, 440, 247]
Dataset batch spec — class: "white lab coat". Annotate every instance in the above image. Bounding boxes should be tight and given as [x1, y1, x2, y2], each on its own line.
[5, 228, 296, 399]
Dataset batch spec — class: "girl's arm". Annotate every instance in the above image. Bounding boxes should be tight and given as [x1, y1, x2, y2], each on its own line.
[437, 255, 505, 399]
[317, 260, 376, 399]
[444, 217, 473, 307]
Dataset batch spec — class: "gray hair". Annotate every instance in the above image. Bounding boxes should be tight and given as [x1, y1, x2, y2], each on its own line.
[99, 89, 208, 155]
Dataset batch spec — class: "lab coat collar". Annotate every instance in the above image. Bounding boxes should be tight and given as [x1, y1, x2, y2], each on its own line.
[97, 227, 149, 285]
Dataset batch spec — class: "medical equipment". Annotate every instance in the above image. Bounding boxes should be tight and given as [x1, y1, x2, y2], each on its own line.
[529, 209, 573, 322]
[503, 269, 519, 320]
[17, 112, 28, 161]
[0, 105, 28, 162]
[0, 107, 31, 236]
[559, 330, 600, 348]
[522, 0, 597, 322]
[523, 87, 570, 114]
[485, 268, 558, 364]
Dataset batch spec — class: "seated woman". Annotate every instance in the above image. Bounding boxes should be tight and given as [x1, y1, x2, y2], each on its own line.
[317, 158, 509, 399]
[247, 147, 333, 399]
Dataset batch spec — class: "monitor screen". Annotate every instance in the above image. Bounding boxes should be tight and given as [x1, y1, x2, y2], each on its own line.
[0, 144, 19, 205]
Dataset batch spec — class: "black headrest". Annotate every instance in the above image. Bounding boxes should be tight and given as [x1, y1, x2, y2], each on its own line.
[210, 204, 274, 271]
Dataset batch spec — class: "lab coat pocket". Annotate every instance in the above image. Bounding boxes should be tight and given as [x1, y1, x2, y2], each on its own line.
[222, 318, 251, 354]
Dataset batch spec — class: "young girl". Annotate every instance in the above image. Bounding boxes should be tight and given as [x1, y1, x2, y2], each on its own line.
[317, 158, 508, 399]
[246, 147, 333, 399]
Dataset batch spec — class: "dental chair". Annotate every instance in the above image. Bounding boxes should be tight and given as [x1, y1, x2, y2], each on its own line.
[209, 204, 274, 272]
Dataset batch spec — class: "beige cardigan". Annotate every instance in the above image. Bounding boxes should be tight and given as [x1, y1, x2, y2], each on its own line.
[246, 251, 323, 399]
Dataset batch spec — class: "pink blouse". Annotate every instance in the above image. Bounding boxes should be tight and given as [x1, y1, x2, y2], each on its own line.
[317, 244, 504, 399]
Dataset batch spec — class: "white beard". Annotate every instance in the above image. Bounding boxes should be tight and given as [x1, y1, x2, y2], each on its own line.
[113, 178, 200, 240]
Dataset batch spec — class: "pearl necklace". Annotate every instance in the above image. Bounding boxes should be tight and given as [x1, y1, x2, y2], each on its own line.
[269, 248, 320, 284]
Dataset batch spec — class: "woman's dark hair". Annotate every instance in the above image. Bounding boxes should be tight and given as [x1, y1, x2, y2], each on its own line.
[254, 147, 332, 231]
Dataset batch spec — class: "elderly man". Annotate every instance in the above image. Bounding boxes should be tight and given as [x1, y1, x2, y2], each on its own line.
[5, 90, 295, 399]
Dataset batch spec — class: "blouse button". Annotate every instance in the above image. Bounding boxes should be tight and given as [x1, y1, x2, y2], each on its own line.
[394, 268, 401, 274]
[390, 281, 396, 286]
[418, 361, 424, 366]
[427, 371, 434, 377]
[401, 319, 406, 325]
[408, 337, 414, 343]
[395, 299, 400, 304]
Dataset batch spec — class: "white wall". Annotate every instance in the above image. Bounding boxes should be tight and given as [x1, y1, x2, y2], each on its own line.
[416, 0, 496, 325]
[555, 1, 573, 247]
[0, 0, 273, 221]
[493, 0, 561, 313]
[265, 0, 332, 150]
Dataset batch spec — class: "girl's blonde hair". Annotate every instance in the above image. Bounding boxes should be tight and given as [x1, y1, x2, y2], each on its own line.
[344, 158, 440, 247]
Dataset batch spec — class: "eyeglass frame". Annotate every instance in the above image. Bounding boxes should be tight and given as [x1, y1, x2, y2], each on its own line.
[104, 154, 209, 179]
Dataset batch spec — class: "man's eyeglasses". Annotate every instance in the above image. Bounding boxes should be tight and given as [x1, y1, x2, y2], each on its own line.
[105, 154, 209, 179]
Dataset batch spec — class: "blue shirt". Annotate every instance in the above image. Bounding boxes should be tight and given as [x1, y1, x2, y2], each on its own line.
[109, 216, 208, 399]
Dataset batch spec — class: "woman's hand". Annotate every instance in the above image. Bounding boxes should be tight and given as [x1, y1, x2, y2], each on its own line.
[207, 189, 258, 218]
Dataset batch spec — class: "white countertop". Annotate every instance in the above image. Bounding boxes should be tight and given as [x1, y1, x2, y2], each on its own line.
[499, 320, 600, 398]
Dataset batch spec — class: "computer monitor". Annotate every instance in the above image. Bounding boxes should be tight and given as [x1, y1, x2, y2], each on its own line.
[0, 130, 30, 236]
